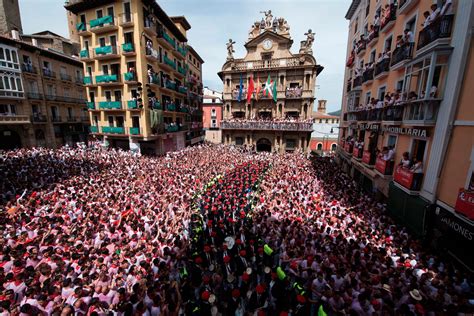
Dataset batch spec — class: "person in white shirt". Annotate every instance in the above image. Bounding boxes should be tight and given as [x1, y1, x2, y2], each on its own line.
[440, 0, 453, 16]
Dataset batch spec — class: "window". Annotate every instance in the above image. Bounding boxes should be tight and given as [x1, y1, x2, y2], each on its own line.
[99, 37, 106, 47]
[67, 107, 73, 118]
[114, 90, 121, 101]
[105, 91, 112, 101]
[124, 32, 133, 44]
[51, 106, 58, 118]
[396, 79, 404, 92]
[365, 91, 371, 105]
[64, 88, 70, 97]
[370, 50, 376, 63]
[108, 116, 113, 126]
[96, 9, 103, 19]
[317, 143, 323, 151]
[411, 139, 427, 162]
[102, 65, 109, 74]
[0, 104, 16, 115]
[387, 135, 397, 148]
[378, 86, 386, 100]
[0, 45, 20, 70]
[116, 116, 124, 127]
[384, 36, 392, 51]
[365, 1, 370, 17]
[354, 19, 358, 34]
[235, 137, 244, 145]
[331, 143, 337, 151]
[80, 14, 86, 24]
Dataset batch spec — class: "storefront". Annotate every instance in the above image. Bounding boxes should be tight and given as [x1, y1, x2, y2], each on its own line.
[429, 205, 474, 271]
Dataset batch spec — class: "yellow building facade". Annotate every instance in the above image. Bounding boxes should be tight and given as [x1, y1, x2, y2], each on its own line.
[338, 0, 474, 270]
[219, 12, 323, 153]
[65, 0, 204, 155]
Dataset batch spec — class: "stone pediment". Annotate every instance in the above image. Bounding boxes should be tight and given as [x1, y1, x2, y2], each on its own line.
[244, 31, 293, 49]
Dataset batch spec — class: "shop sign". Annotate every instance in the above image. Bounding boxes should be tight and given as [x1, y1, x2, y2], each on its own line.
[454, 189, 474, 221]
[358, 123, 379, 131]
[382, 126, 428, 137]
[435, 206, 474, 241]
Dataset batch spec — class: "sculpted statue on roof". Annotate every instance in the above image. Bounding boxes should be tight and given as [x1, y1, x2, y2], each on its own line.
[247, 10, 291, 41]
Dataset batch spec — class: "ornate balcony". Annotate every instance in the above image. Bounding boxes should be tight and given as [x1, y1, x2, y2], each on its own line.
[362, 68, 374, 84]
[232, 57, 303, 71]
[221, 120, 313, 132]
[0, 115, 30, 124]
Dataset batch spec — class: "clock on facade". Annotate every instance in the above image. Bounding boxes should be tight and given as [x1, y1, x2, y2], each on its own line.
[263, 39, 273, 50]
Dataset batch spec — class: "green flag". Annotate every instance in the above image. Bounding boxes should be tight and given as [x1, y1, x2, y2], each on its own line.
[263, 244, 273, 255]
[318, 305, 327, 316]
[272, 76, 277, 102]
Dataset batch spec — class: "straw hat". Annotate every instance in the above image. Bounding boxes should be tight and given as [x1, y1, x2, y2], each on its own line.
[409, 289, 422, 301]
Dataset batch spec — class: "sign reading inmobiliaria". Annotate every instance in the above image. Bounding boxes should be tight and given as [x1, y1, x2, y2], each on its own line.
[382, 126, 428, 137]
[455, 188, 474, 220]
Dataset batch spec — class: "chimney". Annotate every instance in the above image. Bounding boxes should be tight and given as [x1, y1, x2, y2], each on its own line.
[32, 38, 38, 47]
[11, 30, 20, 40]
[317, 100, 327, 114]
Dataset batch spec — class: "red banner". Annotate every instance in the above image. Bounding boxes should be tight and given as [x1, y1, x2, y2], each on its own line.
[362, 151, 372, 164]
[344, 143, 353, 153]
[353, 147, 361, 158]
[394, 166, 414, 189]
[375, 157, 387, 174]
[455, 189, 474, 220]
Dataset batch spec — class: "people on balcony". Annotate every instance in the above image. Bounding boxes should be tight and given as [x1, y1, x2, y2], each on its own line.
[410, 158, 424, 190]
[285, 85, 303, 98]
[399, 152, 412, 168]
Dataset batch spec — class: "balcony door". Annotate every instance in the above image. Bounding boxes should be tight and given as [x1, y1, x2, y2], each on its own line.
[411, 139, 427, 163]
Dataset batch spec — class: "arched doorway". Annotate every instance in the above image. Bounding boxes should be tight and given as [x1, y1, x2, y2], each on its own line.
[0, 130, 21, 150]
[256, 138, 272, 152]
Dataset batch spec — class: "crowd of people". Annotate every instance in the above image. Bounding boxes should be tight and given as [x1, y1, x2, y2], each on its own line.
[221, 117, 314, 132]
[0, 144, 472, 315]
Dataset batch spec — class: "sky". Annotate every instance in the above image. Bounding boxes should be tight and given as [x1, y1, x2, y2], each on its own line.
[19, 0, 350, 112]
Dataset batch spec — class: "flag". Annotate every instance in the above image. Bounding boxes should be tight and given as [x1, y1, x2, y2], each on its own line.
[247, 76, 255, 104]
[263, 74, 272, 97]
[237, 73, 243, 102]
[318, 305, 328, 316]
[255, 75, 261, 100]
[272, 76, 277, 102]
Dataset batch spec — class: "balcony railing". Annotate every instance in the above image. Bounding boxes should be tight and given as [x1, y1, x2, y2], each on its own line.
[346, 79, 352, 92]
[177, 65, 187, 76]
[30, 114, 47, 123]
[164, 80, 176, 90]
[356, 40, 366, 55]
[146, 47, 160, 60]
[178, 86, 187, 94]
[344, 143, 353, 154]
[119, 12, 133, 26]
[27, 92, 43, 100]
[0, 115, 30, 123]
[75, 76, 84, 84]
[353, 75, 363, 88]
[99, 101, 123, 110]
[21, 64, 37, 74]
[163, 55, 176, 69]
[221, 120, 313, 132]
[95, 74, 119, 84]
[42, 69, 56, 79]
[158, 31, 176, 49]
[90, 126, 99, 133]
[102, 126, 125, 134]
[129, 127, 141, 135]
[67, 116, 77, 122]
[124, 72, 137, 82]
[60, 73, 72, 81]
[382, 105, 403, 122]
[380, 4, 397, 32]
[374, 57, 390, 77]
[165, 103, 176, 111]
[390, 45, 413, 67]
[285, 88, 303, 98]
[90, 15, 116, 32]
[87, 102, 95, 110]
[76, 22, 87, 32]
[94, 45, 119, 58]
[232, 57, 303, 71]
[394, 166, 423, 191]
[122, 42, 135, 54]
[403, 99, 441, 125]
[375, 157, 394, 175]
[362, 150, 375, 165]
[84, 76, 93, 85]
[148, 74, 161, 85]
[367, 29, 379, 46]
[177, 45, 187, 57]
[79, 49, 91, 59]
[353, 147, 363, 159]
[127, 100, 143, 109]
[51, 116, 62, 122]
[417, 15, 454, 51]
[362, 68, 374, 83]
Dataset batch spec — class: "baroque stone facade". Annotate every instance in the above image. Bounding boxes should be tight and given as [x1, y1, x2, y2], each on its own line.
[219, 11, 323, 153]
